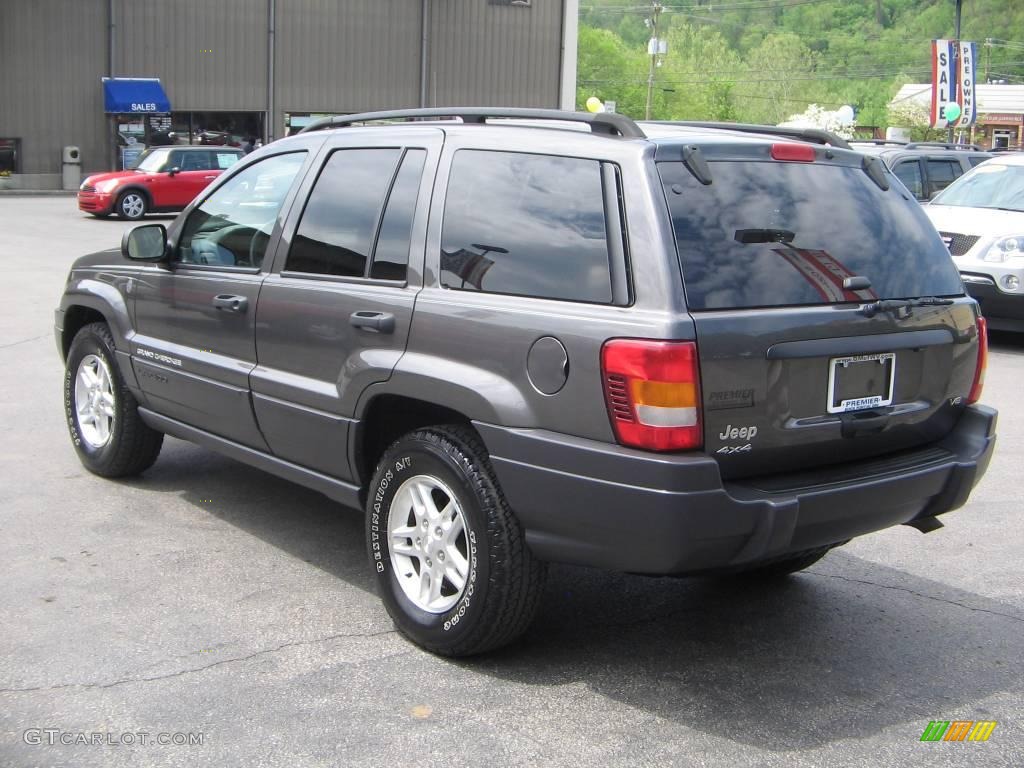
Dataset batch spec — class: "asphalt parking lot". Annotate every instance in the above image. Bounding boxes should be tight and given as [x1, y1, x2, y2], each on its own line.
[1, 196, 1022, 768]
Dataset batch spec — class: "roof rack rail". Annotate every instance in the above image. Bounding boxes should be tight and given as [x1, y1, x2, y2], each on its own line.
[903, 141, 984, 151]
[849, 138, 907, 146]
[297, 107, 647, 138]
[644, 121, 852, 149]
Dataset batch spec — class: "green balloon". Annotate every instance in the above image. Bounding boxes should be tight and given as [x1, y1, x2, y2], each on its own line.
[945, 102, 962, 122]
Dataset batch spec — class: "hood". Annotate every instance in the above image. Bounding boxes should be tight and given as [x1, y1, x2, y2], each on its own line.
[82, 170, 146, 187]
[924, 204, 1024, 237]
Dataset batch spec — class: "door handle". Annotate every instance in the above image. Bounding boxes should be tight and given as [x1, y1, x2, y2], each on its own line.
[203, 175, 217, 180]
[212, 294, 248, 313]
[349, 311, 395, 334]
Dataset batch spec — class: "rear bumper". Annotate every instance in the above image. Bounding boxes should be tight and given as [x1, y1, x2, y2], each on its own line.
[477, 404, 997, 574]
[963, 278, 1024, 332]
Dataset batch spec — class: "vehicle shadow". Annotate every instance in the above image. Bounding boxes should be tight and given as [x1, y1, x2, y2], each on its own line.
[988, 329, 1024, 354]
[124, 439, 1023, 752]
[475, 555, 1022, 751]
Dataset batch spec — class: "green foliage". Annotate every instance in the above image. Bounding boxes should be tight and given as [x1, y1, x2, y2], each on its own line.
[576, 0, 1024, 126]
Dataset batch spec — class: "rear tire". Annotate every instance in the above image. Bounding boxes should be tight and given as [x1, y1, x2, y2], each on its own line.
[115, 190, 147, 220]
[64, 322, 163, 477]
[366, 424, 546, 656]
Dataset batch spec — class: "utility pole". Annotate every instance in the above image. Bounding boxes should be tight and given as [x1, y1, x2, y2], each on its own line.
[948, 0, 963, 143]
[645, 3, 663, 121]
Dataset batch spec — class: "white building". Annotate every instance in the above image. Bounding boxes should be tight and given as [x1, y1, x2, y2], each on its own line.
[891, 83, 1024, 149]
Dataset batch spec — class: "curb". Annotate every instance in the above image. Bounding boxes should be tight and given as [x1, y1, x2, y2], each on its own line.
[0, 190, 78, 197]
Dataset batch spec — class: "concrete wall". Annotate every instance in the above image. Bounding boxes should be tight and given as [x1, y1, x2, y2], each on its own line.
[0, 0, 571, 188]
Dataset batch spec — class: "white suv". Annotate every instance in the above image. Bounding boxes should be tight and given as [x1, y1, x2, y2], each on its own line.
[925, 153, 1024, 332]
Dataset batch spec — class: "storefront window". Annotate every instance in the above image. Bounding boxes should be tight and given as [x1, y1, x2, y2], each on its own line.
[284, 113, 337, 137]
[0, 138, 20, 173]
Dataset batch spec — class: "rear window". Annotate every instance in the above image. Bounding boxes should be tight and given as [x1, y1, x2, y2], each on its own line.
[659, 160, 963, 310]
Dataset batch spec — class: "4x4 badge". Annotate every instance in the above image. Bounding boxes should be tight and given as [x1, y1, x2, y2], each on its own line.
[716, 444, 752, 455]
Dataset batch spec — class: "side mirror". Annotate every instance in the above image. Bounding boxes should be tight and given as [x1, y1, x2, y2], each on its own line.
[122, 224, 167, 261]
[167, 166, 180, 176]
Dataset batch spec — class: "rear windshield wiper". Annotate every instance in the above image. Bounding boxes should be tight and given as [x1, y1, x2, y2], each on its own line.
[734, 228, 795, 244]
[860, 297, 954, 318]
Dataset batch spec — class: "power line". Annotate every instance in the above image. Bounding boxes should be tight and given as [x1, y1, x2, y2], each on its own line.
[580, 59, 1024, 85]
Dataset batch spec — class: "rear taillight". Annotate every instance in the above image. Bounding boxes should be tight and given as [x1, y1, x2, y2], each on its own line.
[601, 339, 702, 451]
[967, 316, 988, 404]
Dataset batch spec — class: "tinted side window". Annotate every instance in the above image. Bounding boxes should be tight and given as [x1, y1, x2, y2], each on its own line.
[177, 151, 307, 268]
[370, 149, 426, 281]
[967, 156, 990, 167]
[893, 160, 923, 199]
[926, 159, 961, 194]
[441, 150, 612, 303]
[285, 148, 402, 277]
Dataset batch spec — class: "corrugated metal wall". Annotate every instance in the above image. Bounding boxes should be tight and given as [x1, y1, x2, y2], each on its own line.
[275, 0, 422, 116]
[0, 0, 108, 177]
[428, 0, 565, 108]
[429, 0, 563, 108]
[0, 1, 568, 183]
[115, 0, 268, 111]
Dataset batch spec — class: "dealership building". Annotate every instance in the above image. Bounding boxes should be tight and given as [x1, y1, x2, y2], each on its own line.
[0, 0, 579, 189]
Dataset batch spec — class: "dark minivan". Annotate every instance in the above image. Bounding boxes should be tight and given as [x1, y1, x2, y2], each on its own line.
[57, 110, 996, 655]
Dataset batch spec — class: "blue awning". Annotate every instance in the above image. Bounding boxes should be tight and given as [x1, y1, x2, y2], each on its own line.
[102, 78, 171, 114]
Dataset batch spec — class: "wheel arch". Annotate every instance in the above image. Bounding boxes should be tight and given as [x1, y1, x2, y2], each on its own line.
[115, 185, 152, 209]
[61, 305, 108, 360]
[352, 394, 475, 492]
[60, 281, 133, 361]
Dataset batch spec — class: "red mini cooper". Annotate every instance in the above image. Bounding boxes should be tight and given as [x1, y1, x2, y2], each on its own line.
[78, 146, 244, 220]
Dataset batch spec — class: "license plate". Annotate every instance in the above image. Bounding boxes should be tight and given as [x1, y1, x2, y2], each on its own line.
[827, 353, 896, 414]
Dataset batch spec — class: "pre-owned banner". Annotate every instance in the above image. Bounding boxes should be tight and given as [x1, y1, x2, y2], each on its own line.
[930, 39, 957, 128]
[956, 41, 978, 127]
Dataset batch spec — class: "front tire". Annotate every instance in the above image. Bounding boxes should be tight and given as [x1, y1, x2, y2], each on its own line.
[115, 190, 147, 220]
[367, 425, 546, 656]
[64, 322, 163, 477]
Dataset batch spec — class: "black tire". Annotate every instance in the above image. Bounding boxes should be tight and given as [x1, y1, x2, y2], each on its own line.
[739, 547, 831, 578]
[366, 424, 546, 657]
[115, 189, 147, 220]
[64, 322, 163, 477]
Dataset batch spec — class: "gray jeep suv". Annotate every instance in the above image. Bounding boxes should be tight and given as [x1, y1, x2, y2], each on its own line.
[56, 109, 997, 656]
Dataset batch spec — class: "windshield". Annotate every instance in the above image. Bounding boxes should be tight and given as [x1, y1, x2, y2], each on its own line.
[133, 148, 171, 173]
[931, 162, 1024, 211]
[659, 159, 963, 310]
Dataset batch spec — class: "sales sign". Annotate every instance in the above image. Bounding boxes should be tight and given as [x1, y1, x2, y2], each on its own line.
[956, 41, 977, 127]
[930, 39, 957, 128]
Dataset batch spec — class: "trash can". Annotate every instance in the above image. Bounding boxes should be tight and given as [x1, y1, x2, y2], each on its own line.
[62, 146, 81, 190]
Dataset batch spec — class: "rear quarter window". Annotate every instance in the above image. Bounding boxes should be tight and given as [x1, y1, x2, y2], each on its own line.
[440, 150, 615, 303]
[659, 159, 963, 310]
